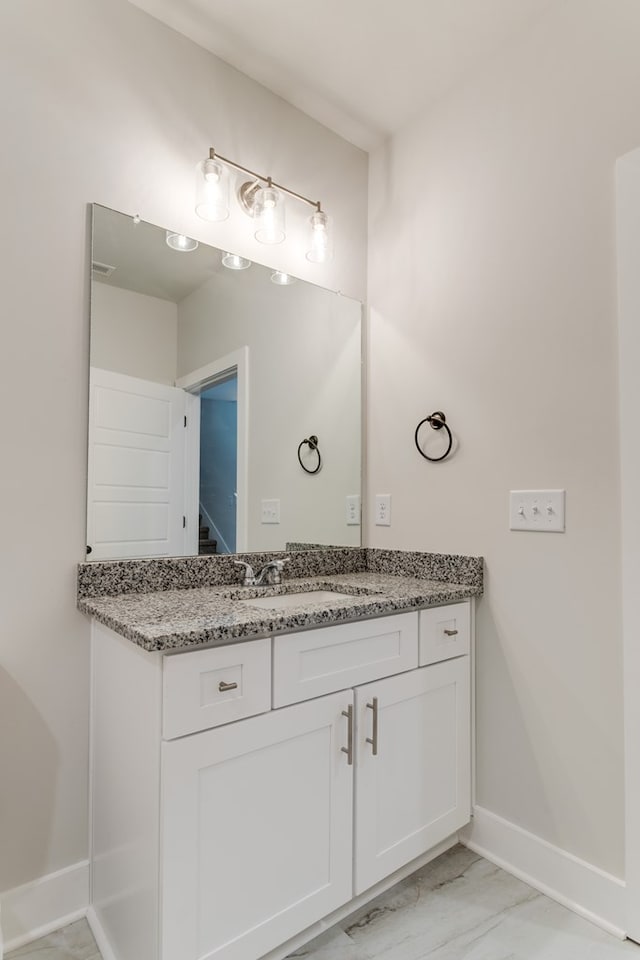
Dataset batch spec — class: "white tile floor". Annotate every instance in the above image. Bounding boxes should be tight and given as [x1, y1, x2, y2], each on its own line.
[7, 846, 639, 960]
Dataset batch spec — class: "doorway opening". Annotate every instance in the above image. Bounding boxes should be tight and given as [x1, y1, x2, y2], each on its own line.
[177, 346, 249, 555]
[198, 373, 238, 554]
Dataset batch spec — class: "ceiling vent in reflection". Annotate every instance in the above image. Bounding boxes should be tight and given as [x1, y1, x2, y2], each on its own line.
[92, 260, 116, 278]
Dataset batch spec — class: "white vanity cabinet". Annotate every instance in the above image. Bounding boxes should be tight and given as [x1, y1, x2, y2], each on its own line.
[161, 692, 354, 960]
[354, 658, 470, 893]
[89, 601, 472, 960]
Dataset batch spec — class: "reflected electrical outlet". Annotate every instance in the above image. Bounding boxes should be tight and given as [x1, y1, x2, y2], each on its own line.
[261, 499, 281, 524]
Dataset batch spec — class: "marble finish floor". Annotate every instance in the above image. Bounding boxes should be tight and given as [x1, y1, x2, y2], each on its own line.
[6, 919, 100, 960]
[7, 846, 639, 960]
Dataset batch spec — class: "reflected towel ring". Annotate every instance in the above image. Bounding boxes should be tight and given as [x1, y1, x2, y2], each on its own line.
[414, 411, 453, 462]
[298, 435, 322, 474]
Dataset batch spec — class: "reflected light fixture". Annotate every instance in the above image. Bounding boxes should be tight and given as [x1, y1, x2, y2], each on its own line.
[165, 231, 198, 252]
[271, 271, 296, 285]
[195, 148, 332, 262]
[222, 252, 251, 270]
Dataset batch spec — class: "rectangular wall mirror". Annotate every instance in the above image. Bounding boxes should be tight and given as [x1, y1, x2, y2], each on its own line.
[86, 204, 362, 561]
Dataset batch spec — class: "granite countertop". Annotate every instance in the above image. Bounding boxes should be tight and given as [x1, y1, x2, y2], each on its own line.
[78, 571, 480, 653]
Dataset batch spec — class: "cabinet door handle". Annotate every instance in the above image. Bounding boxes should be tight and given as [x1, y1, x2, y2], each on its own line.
[443, 628, 458, 636]
[366, 697, 379, 756]
[341, 705, 354, 765]
[218, 681, 238, 692]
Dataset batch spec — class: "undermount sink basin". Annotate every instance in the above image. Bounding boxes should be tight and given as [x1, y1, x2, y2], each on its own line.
[241, 590, 355, 611]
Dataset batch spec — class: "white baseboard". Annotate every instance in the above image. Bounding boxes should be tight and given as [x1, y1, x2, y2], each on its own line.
[1, 861, 89, 953]
[461, 806, 626, 939]
[86, 906, 118, 960]
[0, 816, 627, 954]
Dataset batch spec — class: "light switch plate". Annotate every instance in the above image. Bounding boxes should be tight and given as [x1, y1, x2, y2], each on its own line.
[261, 499, 280, 524]
[509, 490, 565, 532]
[375, 494, 391, 526]
[346, 495, 360, 525]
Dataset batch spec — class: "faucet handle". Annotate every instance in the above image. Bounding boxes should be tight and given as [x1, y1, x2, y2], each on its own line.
[272, 557, 291, 584]
[234, 560, 256, 585]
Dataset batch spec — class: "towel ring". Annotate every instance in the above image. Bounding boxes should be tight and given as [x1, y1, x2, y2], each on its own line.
[298, 435, 322, 474]
[414, 411, 453, 462]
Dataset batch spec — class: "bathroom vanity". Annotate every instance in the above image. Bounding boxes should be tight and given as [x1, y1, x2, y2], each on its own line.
[79, 551, 482, 960]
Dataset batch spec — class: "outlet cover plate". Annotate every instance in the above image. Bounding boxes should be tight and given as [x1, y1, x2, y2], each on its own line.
[509, 489, 565, 532]
[261, 499, 280, 524]
[375, 494, 391, 526]
[346, 495, 360, 525]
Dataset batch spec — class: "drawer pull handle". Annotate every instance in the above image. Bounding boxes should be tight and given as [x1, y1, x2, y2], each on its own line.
[366, 697, 379, 756]
[218, 681, 238, 692]
[341, 705, 354, 766]
[443, 629, 458, 637]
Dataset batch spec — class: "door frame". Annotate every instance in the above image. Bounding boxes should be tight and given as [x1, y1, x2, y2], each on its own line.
[616, 147, 640, 939]
[176, 347, 249, 554]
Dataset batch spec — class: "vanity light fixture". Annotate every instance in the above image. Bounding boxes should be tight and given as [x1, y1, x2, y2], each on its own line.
[306, 209, 333, 263]
[253, 181, 285, 245]
[165, 231, 199, 252]
[195, 157, 230, 222]
[221, 252, 252, 270]
[271, 271, 296, 285]
[195, 148, 332, 261]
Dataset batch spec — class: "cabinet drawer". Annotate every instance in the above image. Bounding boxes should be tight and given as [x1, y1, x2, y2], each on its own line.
[163, 638, 271, 739]
[273, 612, 418, 707]
[419, 602, 470, 665]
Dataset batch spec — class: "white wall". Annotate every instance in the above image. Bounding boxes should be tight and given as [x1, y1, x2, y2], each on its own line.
[91, 283, 178, 384]
[617, 148, 640, 935]
[0, 0, 367, 900]
[368, 0, 640, 880]
[178, 268, 362, 550]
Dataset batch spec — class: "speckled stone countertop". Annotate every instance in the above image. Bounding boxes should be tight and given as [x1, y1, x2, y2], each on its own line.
[78, 560, 482, 653]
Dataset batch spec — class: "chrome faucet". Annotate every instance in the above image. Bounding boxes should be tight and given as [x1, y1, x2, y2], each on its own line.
[234, 558, 290, 587]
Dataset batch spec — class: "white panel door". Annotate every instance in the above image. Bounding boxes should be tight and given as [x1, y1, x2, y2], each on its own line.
[87, 367, 187, 560]
[161, 691, 354, 960]
[354, 658, 470, 894]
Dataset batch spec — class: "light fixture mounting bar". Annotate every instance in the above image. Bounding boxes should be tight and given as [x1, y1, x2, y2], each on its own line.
[209, 148, 321, 212]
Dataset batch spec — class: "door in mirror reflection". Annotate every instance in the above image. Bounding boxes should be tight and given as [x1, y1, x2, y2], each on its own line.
[86, 368, 188, 560]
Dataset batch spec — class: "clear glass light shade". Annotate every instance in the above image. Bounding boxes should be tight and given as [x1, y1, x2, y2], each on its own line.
[165, 231, 199, 252]
[271, 271, 296, 285]
[306, 209, 333, 263]
[222, 252, 252, 270]
[253, 186, 285, 244]
[195, 158, 230, 222]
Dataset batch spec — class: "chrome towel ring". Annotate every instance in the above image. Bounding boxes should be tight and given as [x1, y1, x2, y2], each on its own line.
[414, 411, 453, 462]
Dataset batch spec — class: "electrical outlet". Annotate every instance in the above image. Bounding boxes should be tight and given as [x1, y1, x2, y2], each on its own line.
[346, 495, 360, 525]
[261, 499, 280, 524]
[509, 490, 565, 532]
[375, 494, 391, 526]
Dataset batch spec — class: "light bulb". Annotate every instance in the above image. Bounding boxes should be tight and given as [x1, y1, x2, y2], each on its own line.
[271, 271, 296, 285]
[203, 159, 220, 182]
[254, 186, 285, 244]
[306, 209, 333, 263]
[165, 231, 198, 252]
[195, 158, 229, 222]
[221, 252, 252, 270]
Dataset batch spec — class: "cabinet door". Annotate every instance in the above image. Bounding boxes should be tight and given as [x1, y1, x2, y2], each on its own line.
[161, 691, 354, 960]
[354, 658, 470, 894]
